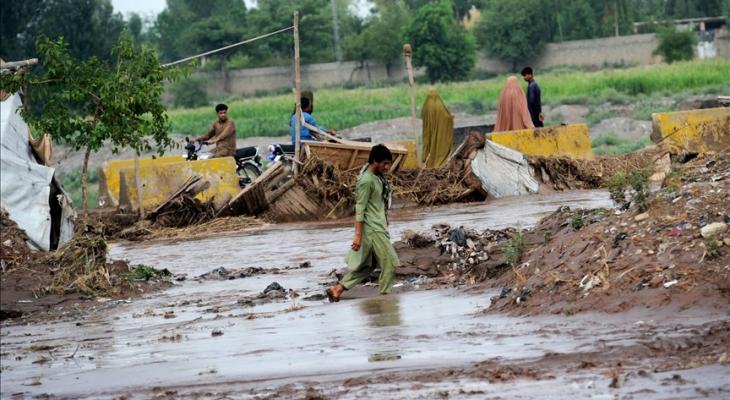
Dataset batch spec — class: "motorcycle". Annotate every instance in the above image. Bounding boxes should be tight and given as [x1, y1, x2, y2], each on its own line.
[184, 137, 213, 160]
[184, 137, 263, 188]
[267, 143, 296, 166]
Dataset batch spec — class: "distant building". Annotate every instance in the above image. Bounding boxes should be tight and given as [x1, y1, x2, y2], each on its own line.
[634, 16, 727, 59]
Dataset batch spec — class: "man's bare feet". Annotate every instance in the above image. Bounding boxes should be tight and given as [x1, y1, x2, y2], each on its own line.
[326, 284, 344, 303]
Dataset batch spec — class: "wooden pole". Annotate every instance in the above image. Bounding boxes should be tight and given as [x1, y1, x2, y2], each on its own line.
[403, 44, 422, 167]
[293, 11, 302, 175]
[134, 154, 145, 218]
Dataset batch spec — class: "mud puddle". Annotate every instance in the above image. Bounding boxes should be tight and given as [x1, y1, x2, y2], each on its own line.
[6, 190, 726, 398]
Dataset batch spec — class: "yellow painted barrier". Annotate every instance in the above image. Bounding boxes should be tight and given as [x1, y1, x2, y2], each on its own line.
[98, 156, 240, 209]
[651, 108, 730, 154]
[384, 140, 419, 170]
[488, 124, 594, 160]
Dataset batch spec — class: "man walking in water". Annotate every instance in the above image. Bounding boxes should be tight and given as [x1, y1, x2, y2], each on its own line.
[521, 67, 544, 128]
[326, 144, 400, 302]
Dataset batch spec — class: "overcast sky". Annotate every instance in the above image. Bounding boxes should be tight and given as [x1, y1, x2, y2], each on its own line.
[111, 0, 370, 18]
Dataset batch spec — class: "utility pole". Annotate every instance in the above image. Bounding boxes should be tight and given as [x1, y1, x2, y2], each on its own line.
[403, 44, 421, 167]
[293, 11, 302, 175]
[331, 0, 342, 63]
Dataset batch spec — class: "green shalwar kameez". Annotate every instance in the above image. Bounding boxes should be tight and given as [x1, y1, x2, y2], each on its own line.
[340, 170, 400, 294]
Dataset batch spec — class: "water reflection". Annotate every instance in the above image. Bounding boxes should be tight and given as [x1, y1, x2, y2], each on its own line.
[359, 295, 402, 327]
[358, 295, 403, 362]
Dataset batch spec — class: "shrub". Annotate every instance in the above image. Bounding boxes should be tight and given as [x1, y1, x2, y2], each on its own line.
[607, 173, 627, 205]
[504, 231, 525, 266]
[170, 76, 209, 109]
[571, 214, 585, 231]
[628, 168, 652, 212]
[705, 238, 721, 260]
[654, 27, 696, 63]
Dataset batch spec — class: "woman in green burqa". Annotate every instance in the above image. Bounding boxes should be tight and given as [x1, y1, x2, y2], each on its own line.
[421, 89, 454, 168]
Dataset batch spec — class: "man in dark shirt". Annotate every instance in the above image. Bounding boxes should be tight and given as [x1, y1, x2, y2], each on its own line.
[521, 67, 544, 128]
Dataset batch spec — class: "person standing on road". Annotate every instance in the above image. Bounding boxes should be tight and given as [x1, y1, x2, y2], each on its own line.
[326, 145, 400, 302]
[494, 76, 534, 132]
[521, 67, 544, 128]
[195, 103, 237, 158]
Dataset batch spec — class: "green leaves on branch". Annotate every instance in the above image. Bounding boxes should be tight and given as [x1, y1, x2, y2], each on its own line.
[1, 34, 183, 156]
[476, 0, 548, 69]
[654, 26, 696, 63]
[404, 1, 476, 83]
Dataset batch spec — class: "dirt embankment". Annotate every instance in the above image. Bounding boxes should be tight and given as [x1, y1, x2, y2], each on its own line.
[0, 216, 171, 321]
[393, 153, 730, 315]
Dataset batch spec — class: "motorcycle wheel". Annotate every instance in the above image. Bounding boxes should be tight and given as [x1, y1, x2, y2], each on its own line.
[236, 163, 262, 182]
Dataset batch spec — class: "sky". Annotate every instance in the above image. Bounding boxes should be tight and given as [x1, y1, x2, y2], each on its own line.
[111, 0, 370, 18]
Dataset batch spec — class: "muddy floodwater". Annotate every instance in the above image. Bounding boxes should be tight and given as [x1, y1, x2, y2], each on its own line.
[2, 190, 728, 399]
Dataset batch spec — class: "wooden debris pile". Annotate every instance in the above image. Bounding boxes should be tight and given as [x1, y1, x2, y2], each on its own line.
[147, 176, 216, 228]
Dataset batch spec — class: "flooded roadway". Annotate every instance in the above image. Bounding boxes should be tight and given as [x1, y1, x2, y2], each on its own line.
[2, 190, 728, 399]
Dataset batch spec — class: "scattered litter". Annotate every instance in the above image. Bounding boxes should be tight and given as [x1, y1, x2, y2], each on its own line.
[663, 280, 678, 288]
[700, 222, 728, 239]
[263, 282, 285, 294]
[634, 213, 649, 222]
[579, 274, 601, 293]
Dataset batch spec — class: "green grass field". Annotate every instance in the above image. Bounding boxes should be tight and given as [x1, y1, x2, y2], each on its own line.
[169, 59, 730, 138]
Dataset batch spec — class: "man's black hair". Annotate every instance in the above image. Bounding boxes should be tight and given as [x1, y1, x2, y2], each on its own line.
[215, 103, 228, 112]
[301, 97, 311, 110]
[368, 144, 393, 164]
[521, 67, 533, 76]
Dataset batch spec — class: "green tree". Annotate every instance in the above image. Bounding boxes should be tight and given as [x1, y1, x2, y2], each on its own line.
[550, 0, 599, 41]
[344, 0, 411, 75]
[0, 0, 125, 61]
[653, 26, 696, 63]
[476, 0, 549, 70]
[154, 0, 247, 62]
[404, 1, 476, 82]
[0, 35, 180, 215]
[666, 0, 725, 18]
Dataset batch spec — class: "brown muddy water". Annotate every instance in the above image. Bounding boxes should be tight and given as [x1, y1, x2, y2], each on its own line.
[2, 191, 728, 399]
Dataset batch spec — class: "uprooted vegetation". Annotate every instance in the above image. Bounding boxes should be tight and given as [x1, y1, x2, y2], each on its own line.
[1, 217, 171, 319]
[393, 153, 730, 315]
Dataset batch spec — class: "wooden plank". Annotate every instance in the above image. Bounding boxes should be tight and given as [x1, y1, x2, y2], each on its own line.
[149, 175, 201, 216]
[218, 161, 288, 217]
[266, 179, 296, 204]
[346, 149, 358, 169]
[391, 154, 404, 171]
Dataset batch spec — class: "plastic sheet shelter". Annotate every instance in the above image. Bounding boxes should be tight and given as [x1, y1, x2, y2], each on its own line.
[0, 93, 74, 250]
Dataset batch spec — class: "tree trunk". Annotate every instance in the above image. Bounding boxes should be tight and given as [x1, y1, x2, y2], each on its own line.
[82, 146, 91, 218]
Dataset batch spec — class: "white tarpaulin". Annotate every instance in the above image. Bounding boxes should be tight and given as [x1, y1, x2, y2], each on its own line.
[1, 93, 74, 250]
[470, 140, 539, 198]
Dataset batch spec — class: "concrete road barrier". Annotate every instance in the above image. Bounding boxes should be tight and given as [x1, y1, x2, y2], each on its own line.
[651, 107, 730, 154]
[488, 124, 594, 160]
[98, 156, 240, 209]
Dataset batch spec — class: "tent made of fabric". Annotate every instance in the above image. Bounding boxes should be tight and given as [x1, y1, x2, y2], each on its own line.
[0, 93, 74, 251]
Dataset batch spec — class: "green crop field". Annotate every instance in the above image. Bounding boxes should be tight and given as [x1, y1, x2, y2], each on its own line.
[169, 59, 730, 138]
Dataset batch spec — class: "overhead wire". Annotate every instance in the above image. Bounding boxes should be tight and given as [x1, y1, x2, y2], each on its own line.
[162, 26, 294, 68]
